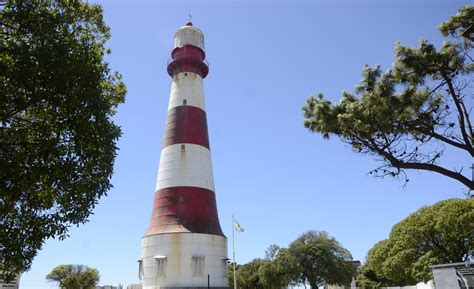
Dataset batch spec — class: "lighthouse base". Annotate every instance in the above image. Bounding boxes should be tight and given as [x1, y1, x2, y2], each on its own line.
[140, 233, 229, 289]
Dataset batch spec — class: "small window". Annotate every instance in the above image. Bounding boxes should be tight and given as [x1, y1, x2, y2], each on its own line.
[183, 99, 187, 105]
[223, 260, 228, 277]
[192, 256, 205, 276]
[184, 73, 188, 76]
[156, 258, 166, 277]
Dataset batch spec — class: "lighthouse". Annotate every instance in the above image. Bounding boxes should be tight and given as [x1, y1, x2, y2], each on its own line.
[139, 22, 229, 289]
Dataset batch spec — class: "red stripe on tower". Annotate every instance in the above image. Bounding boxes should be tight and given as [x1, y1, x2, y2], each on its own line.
[163, 105, 210, 149]
[146, 187, 224, 236]
[167, 45, 209, 78]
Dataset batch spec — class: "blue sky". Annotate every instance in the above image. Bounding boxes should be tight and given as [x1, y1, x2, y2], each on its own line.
[20, 1, 470, 288]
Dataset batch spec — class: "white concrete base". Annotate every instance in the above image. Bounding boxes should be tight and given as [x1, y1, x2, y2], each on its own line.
[140, 233, 228, 289]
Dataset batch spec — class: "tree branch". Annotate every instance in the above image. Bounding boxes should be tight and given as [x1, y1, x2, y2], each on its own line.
[411, 124, 469, 152]
[459, 96, 473, 140]
[442, 73, 474, 156]
[371, 140, 474, 189]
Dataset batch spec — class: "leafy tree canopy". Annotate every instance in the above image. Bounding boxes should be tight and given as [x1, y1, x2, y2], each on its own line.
[357, 240, 394, 289]
[229, 233, 353, 289]
[234, 258, 268, 289]
[46, 264, 100, 289]
[358, 198, 474, 286]
[303, 5, 473, 191]
[260, 247, 296, 289]
[0, 1, 126, 278]
[287, 230, 353, 289]
[264, 244, 281, 261]
[439, 5, 474, 40]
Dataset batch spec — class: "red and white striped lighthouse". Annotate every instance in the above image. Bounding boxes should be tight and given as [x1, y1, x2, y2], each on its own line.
[139, 22, 228, 289]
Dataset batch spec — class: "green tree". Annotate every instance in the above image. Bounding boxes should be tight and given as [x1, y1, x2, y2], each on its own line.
[356, 240, 393, 288]
[235, 259, 268, 289]
[228, 247, 294, 289]
[359, 198, 474, 286]
[46, 264, 100, 289]
[264, 244, 281, 261]
[0, 1, 126, 279]
[302, 5, 474, 191]
[288, 230, 353, 289]
[227, 262, 238, 288]
[259, 248, 296, 289]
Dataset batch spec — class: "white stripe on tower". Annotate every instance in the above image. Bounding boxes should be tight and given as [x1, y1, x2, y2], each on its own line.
[168, 72, 206, 111]
[155, 143, 215, 192]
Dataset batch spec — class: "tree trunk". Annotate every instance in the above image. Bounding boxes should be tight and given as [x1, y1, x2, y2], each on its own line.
[309, 280, 318, 289]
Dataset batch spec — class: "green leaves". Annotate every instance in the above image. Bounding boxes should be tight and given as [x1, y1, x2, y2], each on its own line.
[302, 5, 474, 189]
[232, 259, 267, 289]
[259, 248, 295, 289]
[231, 232, 353, 289]
[393, 40, 465, 84]
[438, 5, 474, 39]
[359, 198, 474, 286]
[46, 264, 100, 289]
[288, 230, 354, 288]
[0, 1, 126, 279]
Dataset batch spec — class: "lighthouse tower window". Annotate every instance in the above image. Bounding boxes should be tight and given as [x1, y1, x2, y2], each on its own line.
[154, 256, 167, 277]
[156, 259, 165, 276]
[192, 256, 205, 276]
[223, 260, 228, 277]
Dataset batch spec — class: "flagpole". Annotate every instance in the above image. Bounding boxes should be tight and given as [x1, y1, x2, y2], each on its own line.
[232, 214, 236, 289]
